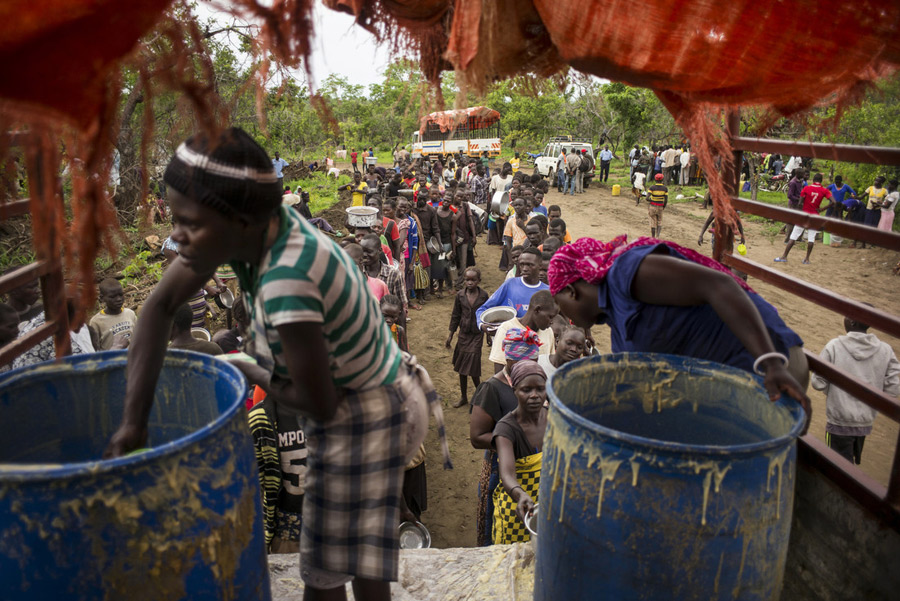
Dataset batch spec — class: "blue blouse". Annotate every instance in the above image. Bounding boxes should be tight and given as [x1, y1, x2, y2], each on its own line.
[597, 244, 803, 372]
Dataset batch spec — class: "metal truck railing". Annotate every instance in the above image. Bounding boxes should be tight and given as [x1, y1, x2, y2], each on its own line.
[0, 134, 71, 366]
[718, 111, 900, 528]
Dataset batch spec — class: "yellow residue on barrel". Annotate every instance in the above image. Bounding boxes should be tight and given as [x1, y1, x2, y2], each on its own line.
[595, 456, 624, 518]
[766, 446, 791, 519]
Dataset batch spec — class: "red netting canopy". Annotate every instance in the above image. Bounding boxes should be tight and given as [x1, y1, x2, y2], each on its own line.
[1, 0, 898, 312]
[422, 106, 500, 132]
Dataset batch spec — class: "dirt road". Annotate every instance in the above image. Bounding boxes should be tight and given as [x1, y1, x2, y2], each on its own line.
[408, 182, 900, 548]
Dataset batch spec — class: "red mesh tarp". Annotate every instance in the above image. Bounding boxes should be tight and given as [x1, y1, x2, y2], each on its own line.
[0, 0, 174, 129]
[1, 0, 899, 315]
[422, 106, 500, 132]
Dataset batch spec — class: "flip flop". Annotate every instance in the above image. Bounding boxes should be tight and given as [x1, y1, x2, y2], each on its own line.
[773, 257, 787, 263]
[801, 259, 810, 264]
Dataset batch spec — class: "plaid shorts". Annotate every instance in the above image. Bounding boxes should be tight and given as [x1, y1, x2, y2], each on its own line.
[299, 355, 447, 587]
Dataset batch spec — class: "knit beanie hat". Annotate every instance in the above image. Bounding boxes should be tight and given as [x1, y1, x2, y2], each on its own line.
[163, 127, 281, 222]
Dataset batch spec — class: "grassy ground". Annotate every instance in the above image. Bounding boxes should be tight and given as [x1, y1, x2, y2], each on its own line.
[286, 172, 354, 214]
[601, 161, 803, 242]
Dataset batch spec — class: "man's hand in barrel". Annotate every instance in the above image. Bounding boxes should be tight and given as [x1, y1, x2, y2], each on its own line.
[103, 423, 148, 458]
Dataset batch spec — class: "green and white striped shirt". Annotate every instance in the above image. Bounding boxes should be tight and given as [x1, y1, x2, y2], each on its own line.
[233, 207, 400, 390]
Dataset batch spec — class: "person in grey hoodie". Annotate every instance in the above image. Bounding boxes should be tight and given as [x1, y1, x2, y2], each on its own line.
[811, 313, 900, 465]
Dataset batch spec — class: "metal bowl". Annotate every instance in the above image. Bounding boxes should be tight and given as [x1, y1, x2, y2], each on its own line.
[190, 327, 211, 342]
[346, 206, 380, 228]
[397, 189, 415, 199]
[524, 504, 538, 537]
[214, 288, 234, 310]
[398, 521, 432, 549]
[481, 306, 516, 331]
[489, 190, 509, 218]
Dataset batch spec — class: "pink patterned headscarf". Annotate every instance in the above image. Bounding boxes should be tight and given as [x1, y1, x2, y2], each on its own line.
[547, 235, 754, 295]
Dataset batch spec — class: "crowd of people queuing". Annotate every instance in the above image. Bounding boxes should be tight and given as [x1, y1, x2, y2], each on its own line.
[1, 127, 896, 601]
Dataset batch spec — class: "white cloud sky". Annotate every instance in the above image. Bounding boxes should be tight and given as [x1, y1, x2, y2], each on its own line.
[307, 3, 394, 90]
[198, 1, 393, 93]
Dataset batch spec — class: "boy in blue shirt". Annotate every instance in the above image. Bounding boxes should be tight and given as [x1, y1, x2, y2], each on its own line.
[476, 248, 548, 327]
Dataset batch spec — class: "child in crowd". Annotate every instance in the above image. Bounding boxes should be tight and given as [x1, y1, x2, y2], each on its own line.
[89, 278, 137, 351]
[380, 294, 408, 352]
[504, 245, 525, 281]
[541, 236, 562, 255]
[879, 179, 898, 232]
[345, 243, 389, 301]
[546, 207, 572, 243]
[632, 170, 647, 204]
[447, 267, 490, 408]
[3, 267, 42, 321]
[537, 326, 586, 378]
[811, 312, 900, 465]
[248, 384, 308, 553]
[168, 303, 222, 355]
[861, 175, 888, 231]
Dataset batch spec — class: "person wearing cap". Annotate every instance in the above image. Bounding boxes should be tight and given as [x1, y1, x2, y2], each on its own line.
[104, 127, 451, 601]
[492, 359, 547, 544]
[646, 173, 668, 238]
[547, 236, 811, 425]
[470, 326, 542, 546]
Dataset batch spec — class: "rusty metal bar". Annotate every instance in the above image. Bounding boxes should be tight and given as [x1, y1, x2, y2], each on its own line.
[28, 146, 70, 359]
[731, 137, 900, 167]
[0, 198, 31, 219]
[798, 436, 900, 529]
[805, 352, 900, 423]
[0, 260, 51, 295]
[730, 196, 900, 251]
[721, 254, 900, 338]
[889, 430, 900, 507]
[0, 320, 57, 367]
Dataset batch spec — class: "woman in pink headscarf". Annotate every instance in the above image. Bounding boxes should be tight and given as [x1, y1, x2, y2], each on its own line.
[548, 235, 811, 425]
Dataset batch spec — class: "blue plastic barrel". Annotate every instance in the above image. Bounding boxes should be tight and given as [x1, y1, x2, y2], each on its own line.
[0, 350, 270, 601]
[536, 353, 805, 601]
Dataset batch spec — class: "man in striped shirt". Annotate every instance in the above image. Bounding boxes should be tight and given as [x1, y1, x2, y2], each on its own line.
[106, 128, 448, 600]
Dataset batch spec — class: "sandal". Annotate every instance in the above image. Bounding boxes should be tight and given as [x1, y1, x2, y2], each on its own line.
[773, 257, 787, 263]
[801, 259, 810, 264]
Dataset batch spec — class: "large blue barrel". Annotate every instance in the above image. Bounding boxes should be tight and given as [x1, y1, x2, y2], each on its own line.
[536, 353, 805, 601]
[0, 350, 270, 601]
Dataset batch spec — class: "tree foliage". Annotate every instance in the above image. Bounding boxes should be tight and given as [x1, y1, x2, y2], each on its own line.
[113, 8, 898, 226]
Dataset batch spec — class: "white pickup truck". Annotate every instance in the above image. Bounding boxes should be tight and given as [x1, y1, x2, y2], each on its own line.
[533, 137, 595, 187]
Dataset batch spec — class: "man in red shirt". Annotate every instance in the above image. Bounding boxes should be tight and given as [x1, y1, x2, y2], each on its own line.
[775, 172, 833, 265]
[350, 148, 359, 173]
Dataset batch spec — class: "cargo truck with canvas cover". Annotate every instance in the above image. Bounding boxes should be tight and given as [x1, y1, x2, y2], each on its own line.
[411, 106, 501, 159]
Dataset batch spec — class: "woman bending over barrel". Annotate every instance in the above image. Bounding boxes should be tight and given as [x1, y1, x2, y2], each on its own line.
[492, 360, 548, 544]
[548, 236, 811, 423]
[105, 128, 449, 601]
